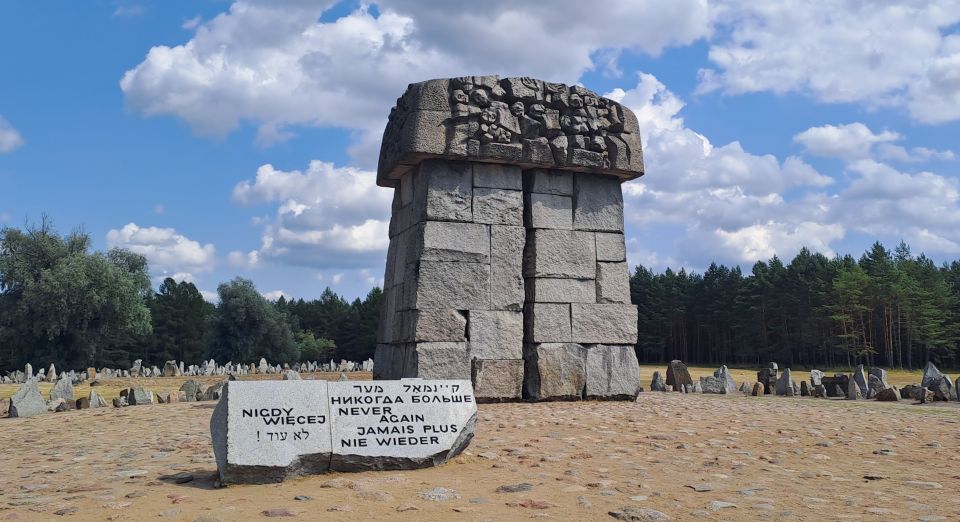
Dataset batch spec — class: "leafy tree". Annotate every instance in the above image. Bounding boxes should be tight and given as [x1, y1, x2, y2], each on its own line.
[0, 219, 152, 368]
[296, 331, 336, 362]
[207, 278, 299, 364]
[147, 278, 213, 366]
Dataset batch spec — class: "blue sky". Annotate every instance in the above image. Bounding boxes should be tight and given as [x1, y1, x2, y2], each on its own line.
[2, 1, 960, 301]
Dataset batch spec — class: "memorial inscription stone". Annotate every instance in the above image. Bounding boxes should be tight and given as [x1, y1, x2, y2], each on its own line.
[211, 379, 476, 484]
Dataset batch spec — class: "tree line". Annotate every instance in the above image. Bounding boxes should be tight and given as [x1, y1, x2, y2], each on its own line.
[3, 220, 959, 371]
[0, 220, 380, 370]
[632, 243, 960, 369]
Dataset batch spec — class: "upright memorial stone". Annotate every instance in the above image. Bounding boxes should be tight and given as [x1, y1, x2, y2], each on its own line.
[211, 379, 477, 484]
[374, 76, 643, 402]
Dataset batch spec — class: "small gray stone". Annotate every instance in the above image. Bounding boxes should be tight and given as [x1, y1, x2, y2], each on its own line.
[180, 380, 205, 402]
[419, 487, 461, 501]
[9, 379, 47, 418]
[127, 387, 155, 406]
[775, 368, 794, 396]
[608, 506, 670, 521]
[496, 483, 532, 493]
[650, 371, 666, 392]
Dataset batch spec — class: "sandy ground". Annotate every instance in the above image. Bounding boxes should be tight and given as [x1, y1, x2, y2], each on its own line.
[1, 389, 958, 521]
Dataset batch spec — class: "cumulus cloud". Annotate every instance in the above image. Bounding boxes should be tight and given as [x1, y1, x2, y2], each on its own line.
[120, 0, 709, 158]
[106, 223, 216, 281]
[0, 115, 25, 153]
[700, 1, 960, 123]
[261, 289, 287, 301]
[609, 73, 839, 267]
[793, 123, 900, 161]
[233, 160, 391, 269]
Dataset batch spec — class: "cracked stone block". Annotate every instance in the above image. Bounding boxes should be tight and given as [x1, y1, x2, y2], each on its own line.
[595, 232, 626, 262]
[524, 169, 572, 195]
[395, 309, 468, 342]
[473, 188, 523, 225]
[419, 221, 490, 263]
[473, 163, 522, 190]
[468, 310, 523, 360]
[596, 261, 631, 304]
[490, 225, 525, 311]
[570, 303, 638, 344]
[524, 303, 571, 343]
[525, 192, 572, 229]
[414, 261, 490, 310]
[524, 229, 596, 279]
[585, 345, 641, 400]
[573, 173, 624, 232]
[472, 359, 523, 402]
[412, 342, 471, 380]
[523, 343, 586, 401]
[525, 278, 595, 303]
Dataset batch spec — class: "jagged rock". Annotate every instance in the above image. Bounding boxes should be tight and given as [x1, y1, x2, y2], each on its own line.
[775, 368, 794, 396]
[49, 378, 75, 403]
[650, 371, 666, 392]
[821, 374, 849, 397]
[179, 380, 205, 402]
[89, 390, 107, 408]
[739, 382, 751, 394]
[751, 382, 762, 396]
[128, 387, 155, 405]
[813, 384, 827, 398]
[163, 360, 179, 377]
[700, 366, 736, 394]
[921, 361, 946, 388]
[666, 360, 693, 391]
[9, 380, 47, 417]
[757, 363, 779, 394]
[800, 381, 810, 397]
[900, 383, 921, 400]
[853, 364, 869, 397]
[867, 374, 886, 399]
[847, 376, 862, 400]
[204, 381, 227, 401]
[810, 369, 824, 387]
[875, 386, 899, 402]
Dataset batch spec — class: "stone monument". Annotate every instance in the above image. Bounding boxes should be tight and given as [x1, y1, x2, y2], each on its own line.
[374, 76, 642, 402]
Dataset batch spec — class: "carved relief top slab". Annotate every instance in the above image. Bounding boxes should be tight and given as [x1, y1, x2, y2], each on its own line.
[377, 76, 644, 187]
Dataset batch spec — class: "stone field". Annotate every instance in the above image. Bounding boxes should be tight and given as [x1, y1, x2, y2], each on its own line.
[1, 387, 957, 521]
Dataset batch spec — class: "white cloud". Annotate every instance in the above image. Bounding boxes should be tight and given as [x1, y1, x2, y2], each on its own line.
[233, 160, 391, 269]
[700, 1, 960, 123]
[793, 123, 899, 161]
[120, 0, 709, 158]
[875, 143, 955, 163]
[715, 222, 845, 263]
[227, 249, 260, 270]
[106, 223, 216, 280]
[0, 115, 24, 154]
[262, 289, 287, 301]
[200, 290, 219, 303]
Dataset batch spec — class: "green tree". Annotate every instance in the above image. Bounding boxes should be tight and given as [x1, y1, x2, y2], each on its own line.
[207, 278, 299, 364]
[148, 278, 213, 366]
[0, 219, 152, 368]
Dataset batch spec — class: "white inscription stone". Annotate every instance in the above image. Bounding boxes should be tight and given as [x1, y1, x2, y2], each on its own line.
[211, 381, 332, 484]
[328, 380, 476, 471]
[211, 379, 476, 484]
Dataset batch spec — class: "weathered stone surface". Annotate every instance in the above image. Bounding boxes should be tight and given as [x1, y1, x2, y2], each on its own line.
[800, 381, 810, 396]
[595, 232, 626, 262]
[875, 386, 900, 401]
[900, 383, 921, 400]
[473, 163, 522, 190]
[573, 173, 624, 232]
[204, 381, 226, 401]
[810, 369, 824, 387]
[490, 225, 525, 311]
[328, 380, 476, 471]
[821, 374, 849, 397]
[775, 368, 794, 396]
[523, 343, 587, 401]
[180, 380, 205, 402]
[412, 342, 471, 380]
[469, 310, 523, 360]
[596, 261, 630, 304]
[50, 378, 75, 402]
[212, 381, 333, 484]
[397, 309, 468, 343]
[867, 374, 886, 398]
[373, 344, 417, 381]
[128, 387, 154, 406]
[666, 360, 693, 390]
[163, 361, 179, 377]
[378, 78, 643, 187]
[650, 371, 666, 392]
[413, 160, 473, 222]
[473, 188, 523, 225]
[472, 359, 523, 401]
[284, 370, 302, 381]
[88, 390, 107, 408]
[524, 169, 573, 195]
[921, 361, 946, 389]
[853, 364, 869, 397]
[524, 229, 596, 279]
[751, 382, 763, 396]
[419, 221, 490, 263]
[414, 261, 490, 310]
[701, 366, 737, 395]
[0, 398, 8, 417]
[570, 304, 638, 344]
[584, 345, 640, 400]
[525, 277, 595, 303]
[525, 193, 572, 229]
[9, 379, 46, 418]
[847, 377, 862, 400]
[524, 303, 572, 343]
